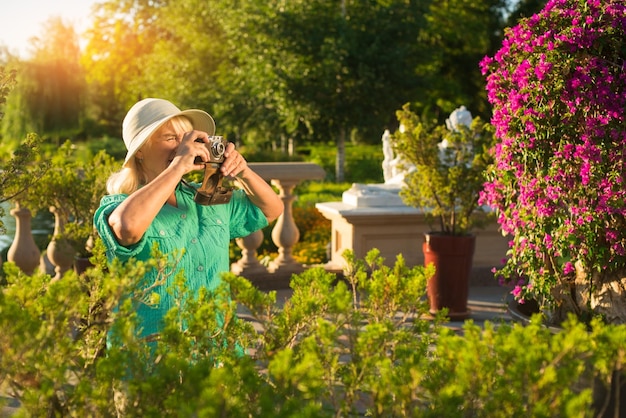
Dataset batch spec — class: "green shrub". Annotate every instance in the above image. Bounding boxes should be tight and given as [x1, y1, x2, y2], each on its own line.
[2, 245, 625, 416]
[294, 181, 349, 208]
[291, 206, 331, 265]
[304, 143, 385, 183]
[424, 318, 609, 417]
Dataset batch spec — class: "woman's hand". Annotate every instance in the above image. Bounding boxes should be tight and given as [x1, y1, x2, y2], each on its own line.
[220, 142, 284, 223]
[219, 142, 249, 178]
[170, 131, 215, 174]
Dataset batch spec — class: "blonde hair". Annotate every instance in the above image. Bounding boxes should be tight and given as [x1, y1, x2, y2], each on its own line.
[106, 116, 194, 195]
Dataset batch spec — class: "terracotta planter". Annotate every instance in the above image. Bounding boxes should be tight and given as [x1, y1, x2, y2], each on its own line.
[423, 233, 475, 320]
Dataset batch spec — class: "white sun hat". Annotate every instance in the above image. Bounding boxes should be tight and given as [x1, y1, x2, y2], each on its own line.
[122, 98, 216, 166]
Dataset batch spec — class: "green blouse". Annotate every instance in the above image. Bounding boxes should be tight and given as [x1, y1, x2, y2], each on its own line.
[94, 181, 268, 339]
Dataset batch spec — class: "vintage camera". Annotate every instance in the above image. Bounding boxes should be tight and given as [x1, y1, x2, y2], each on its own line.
[194, 135, 227, 165]
[193, 136, 234, 205]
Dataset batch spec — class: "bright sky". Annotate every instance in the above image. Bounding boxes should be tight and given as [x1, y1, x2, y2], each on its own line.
[0, 0, 99, 58]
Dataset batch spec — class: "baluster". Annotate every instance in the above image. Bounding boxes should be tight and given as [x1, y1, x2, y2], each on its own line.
[268, 178, 303, 275]
[7, 202, 40, 275]
[231, 230, 268, 276]
[46, 206, 75, 281]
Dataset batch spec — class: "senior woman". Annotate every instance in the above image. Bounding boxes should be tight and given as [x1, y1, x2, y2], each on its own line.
[94, 98, 283, 342]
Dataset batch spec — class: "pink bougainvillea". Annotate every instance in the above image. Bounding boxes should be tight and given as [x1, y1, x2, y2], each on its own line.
[480, 0, 626, 307]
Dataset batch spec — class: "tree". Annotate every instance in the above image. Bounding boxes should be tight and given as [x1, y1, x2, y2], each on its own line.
[1, 18, 85, 144]
[0, 65, 50, 234]
[215, 0, 430, 181]
[213, 0, 510, 181]
[505, 0, 549, 28]
[415, 0, 508, 119]
[81, 0, 168, 135]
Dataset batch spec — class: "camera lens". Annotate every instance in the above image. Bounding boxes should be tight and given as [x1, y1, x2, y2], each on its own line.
[211, 141, 225, 157]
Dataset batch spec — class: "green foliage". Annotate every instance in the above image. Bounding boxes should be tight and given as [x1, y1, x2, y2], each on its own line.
[425, 317, 596, 417]
[0, 134, 51, 235]
[417, 0, 507, 118]
[0, 134, 50, 204]
[81, 0, 165, 134]
[0, 66, 51, 234]
[292, 206, 331, 265]
[391, 104, 495, 235]
[0, 65, 16, 121]
[1, 247, 625, 416]
[18, 141, 118, 256]
[2, 0, 514, 157]
[304, 143, 385, 183]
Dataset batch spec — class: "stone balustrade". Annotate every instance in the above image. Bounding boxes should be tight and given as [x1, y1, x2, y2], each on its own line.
[2, 164, 510, 289]
[233, 162, 326, 289]
[2, 162, 327, 289]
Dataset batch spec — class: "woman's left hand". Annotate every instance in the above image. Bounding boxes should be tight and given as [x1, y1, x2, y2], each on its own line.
[220, 142, 248, 178]
[219, 141, 284, 222]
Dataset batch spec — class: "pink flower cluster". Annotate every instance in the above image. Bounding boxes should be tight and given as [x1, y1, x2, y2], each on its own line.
[479, 0, 626, 301]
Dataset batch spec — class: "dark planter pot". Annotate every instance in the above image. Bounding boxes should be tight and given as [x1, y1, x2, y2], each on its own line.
[74, 255, 94, 276]
[422, 233, 475, 320]
[508, 299, 626, 418]
[507, 298, 562, 334]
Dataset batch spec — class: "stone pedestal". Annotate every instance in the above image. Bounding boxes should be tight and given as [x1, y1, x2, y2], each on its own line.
[315, 183, 511, 276]
[316, 200, 426, 270]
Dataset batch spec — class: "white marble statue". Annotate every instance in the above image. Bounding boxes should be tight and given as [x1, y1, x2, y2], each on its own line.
[345, 106, 475, 208]
[440, 106, 474, 166]
[382, 129, 394, 182]
[445, 105, 473, 132]
[382, 128, 416, 185]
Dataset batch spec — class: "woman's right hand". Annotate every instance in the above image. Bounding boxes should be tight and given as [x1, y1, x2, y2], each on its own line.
[170, 130, 215, 174]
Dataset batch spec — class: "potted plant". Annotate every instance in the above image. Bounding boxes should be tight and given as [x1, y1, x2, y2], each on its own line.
[479, 0, 626, 324]
[390, 104, 495, 319]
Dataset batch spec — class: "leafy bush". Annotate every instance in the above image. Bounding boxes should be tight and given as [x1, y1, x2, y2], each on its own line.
[426, 317, 622, 417]
[304, 143, 385, 183]
[292, 206, 331, 265]
[0, 134, 50, 234]
[391, 104, 495, 235]
[1, 245, 625, 416]
[480, 0, 626, 323]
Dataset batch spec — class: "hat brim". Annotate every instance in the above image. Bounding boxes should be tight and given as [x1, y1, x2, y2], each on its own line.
[123, 109, 216, 167]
